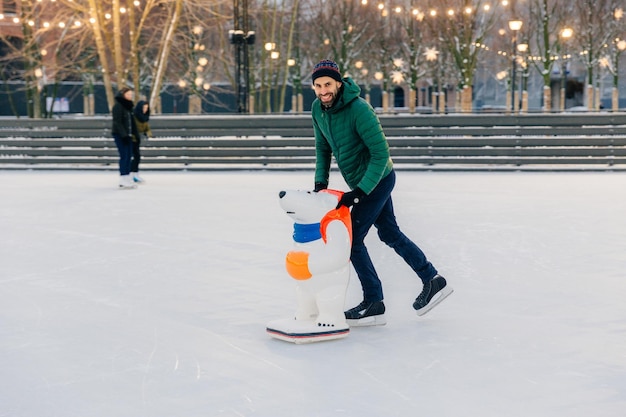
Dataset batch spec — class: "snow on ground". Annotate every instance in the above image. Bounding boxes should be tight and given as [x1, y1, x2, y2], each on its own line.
[1, 170, 625, 417]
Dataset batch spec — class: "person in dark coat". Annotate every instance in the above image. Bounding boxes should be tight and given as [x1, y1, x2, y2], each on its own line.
[111, 87, 139, 189]
[131, 100, 152, 183]
[310, 60, 453, 326]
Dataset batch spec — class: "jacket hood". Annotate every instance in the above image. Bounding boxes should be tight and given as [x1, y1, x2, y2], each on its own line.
[338, 77, 361, 104]
[134, 100, 150, 122]
[115, 92, 134, 112]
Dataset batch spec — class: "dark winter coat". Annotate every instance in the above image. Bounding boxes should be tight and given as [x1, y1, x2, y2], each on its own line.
[111, 92, 139, 141]
[133, 100, 152, 138]
[312, 77, 393, 195]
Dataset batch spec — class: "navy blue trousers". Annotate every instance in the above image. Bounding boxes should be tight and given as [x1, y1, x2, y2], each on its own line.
[113, 134, 132, 175]
[350, 170, 438, 302]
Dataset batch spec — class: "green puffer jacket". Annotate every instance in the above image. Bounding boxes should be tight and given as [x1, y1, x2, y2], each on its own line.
[312, 77, 393, 195]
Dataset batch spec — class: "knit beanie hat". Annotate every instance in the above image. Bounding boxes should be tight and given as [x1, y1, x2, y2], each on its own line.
[312, 60, 342, 83]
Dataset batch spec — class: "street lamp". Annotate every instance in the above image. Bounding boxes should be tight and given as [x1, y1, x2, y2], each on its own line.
[609, 39, 626, 110]
[424, 47, 440, 113]
[374, 71, 386, 110]
[354, 60, 373, 104]
[261, 42, 279, 112]
[229, 28, 255, 113]
[559, 27, 573, 112]
[495, 70, 509, 107]
[517, 43, 529, 113]
[508, 19, 523, 113]
[287, 58, 297, 112]
[230, 0, 256, 113]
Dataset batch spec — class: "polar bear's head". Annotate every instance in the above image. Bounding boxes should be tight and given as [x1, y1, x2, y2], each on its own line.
[278, 189, 342, 224]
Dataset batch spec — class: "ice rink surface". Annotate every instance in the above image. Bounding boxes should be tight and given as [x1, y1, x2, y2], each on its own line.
[1, 170, 625, 417]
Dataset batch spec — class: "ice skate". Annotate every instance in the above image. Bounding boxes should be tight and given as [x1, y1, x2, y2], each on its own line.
[413, 275, 453, 316]
[119, 175, 137, 190]
[344, 300, 387, 327]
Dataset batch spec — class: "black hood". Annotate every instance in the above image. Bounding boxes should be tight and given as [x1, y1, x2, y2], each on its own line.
[134, 100, 150, 122]
[115, 92, 134, 112]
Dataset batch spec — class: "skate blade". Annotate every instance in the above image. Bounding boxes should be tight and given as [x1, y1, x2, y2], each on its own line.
[346, 314, 387, 327]
[415, 286, 454, 316]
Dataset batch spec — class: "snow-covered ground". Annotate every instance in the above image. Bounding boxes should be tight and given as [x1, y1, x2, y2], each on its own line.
[1, 170, 625, 417]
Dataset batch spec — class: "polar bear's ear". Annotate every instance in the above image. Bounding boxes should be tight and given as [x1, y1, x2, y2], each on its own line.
[318, 189, 344, 201]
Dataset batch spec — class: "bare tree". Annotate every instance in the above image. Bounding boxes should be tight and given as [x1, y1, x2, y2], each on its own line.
[0, 0, 95, 117]
[573, 0, 624, 109]
[525, 0, 567, 111]
[160, 1, 236, 112]
[1, 0, 52, 117]
[599, 7, 626, 110]
[425, 0, 500, 112]
[394, 2, 428, 113]
[4, 0, 626, 116]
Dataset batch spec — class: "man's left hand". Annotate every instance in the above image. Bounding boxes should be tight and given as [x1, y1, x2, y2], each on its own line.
[336, 187, 365, 209]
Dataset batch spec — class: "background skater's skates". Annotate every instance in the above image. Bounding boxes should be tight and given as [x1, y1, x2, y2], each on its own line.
[413, 275, 453, 316]
[118, 175, 137, 190]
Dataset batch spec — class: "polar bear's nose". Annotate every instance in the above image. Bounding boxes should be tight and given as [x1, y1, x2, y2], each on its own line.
[279, 191, 286, 199]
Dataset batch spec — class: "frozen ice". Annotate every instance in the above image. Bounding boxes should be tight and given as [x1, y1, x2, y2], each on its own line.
[1, 170, 625, 417]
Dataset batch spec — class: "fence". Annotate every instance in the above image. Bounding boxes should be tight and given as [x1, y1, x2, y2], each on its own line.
[1, 113, 626, 170]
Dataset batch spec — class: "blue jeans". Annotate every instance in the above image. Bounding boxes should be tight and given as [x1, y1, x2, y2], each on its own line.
[350, 170, 438, 302]
[113, 134, 132, 175]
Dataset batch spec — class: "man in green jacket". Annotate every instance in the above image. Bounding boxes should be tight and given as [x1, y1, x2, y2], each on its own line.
[310, 60, 452, 326]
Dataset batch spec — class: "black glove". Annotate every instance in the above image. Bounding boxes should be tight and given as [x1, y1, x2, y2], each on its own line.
[336, 187, 365, 209]
[314, 182, 328, 192]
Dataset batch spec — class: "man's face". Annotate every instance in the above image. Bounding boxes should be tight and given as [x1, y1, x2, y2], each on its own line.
[313, 76, 342, 107]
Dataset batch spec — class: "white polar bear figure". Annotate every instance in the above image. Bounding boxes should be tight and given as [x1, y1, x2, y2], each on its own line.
[266, 189, 352, 344]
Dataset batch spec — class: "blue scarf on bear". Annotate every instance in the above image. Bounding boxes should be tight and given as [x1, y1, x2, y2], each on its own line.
[293, 223, 321, 243]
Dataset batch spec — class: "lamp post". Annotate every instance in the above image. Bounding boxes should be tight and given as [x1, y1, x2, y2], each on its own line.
[559, 27, 573, 112]
[263, 42, 279, 113]
[424, 47, 440, 113]
[287, 58, 297, 112]
[229, 0, 255, 113]
[613, 39, 626, 110]
[508, 19, 523, 114]
[496, 70, 509, 108]
[517, 43, 529, 113]
[374, 71, 385, 110]
[355, 60, 372, 104]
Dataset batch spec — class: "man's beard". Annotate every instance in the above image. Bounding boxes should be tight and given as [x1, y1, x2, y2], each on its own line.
[319, 91, 337, 108]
